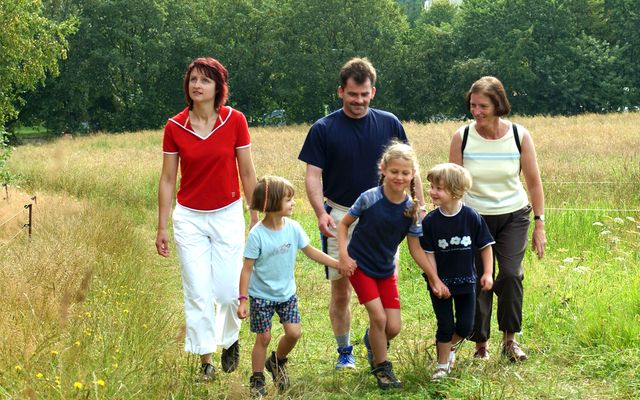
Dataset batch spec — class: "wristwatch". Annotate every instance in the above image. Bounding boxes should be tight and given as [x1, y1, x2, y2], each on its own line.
[534, 214, 545, 222]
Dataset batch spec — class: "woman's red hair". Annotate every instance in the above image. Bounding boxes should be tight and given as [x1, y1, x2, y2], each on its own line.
[183, 57, 229, 111]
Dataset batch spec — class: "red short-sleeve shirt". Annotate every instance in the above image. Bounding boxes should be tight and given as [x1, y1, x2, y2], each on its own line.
[163, 106, 251, 211]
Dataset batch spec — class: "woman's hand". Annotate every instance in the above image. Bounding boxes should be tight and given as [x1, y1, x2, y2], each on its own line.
[156, 229, 170, 257]
[532, 223, 547, 258]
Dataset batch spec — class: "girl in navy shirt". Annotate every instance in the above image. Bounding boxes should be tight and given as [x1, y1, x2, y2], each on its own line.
[337, 142, 446, 389]
[420, 163, 494, 380]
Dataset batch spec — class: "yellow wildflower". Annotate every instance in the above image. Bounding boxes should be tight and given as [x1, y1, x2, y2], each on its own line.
[74, 382, 83, 390]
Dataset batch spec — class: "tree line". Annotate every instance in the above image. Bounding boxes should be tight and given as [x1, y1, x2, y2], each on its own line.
[3, 0, 639, 134]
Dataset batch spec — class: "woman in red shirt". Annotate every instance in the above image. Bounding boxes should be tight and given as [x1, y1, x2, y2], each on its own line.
[156, 57, 258, 381]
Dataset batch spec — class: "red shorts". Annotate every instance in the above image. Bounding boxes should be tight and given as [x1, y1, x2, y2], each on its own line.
[349, 268, 400, 309]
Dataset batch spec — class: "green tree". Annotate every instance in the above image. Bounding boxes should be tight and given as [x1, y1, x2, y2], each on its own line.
[198, 0, 286, 124]
[0, 130, 13, 185]
[20, 0, 198, 133]
[602, 0, 640, 108]
[273, 0, 408, 122]
[386, 0, 461, 120]
[0, 0, 76, 128]
[452, 0, 624, 115]
[397, 0, 425, 26]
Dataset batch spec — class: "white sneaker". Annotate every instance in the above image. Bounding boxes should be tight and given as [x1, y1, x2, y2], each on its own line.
[431, 366, 449, 380]
[448, 349, 456, 372]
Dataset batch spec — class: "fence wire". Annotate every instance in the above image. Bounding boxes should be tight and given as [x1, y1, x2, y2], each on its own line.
[0, 224, 26, 250]
[0, 208, 24, 229]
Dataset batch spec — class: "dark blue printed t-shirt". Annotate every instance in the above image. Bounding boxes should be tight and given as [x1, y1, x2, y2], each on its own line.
[298, 108, 407, 207]
[348, 186, 422, 279]
[420, 205, 494, 294]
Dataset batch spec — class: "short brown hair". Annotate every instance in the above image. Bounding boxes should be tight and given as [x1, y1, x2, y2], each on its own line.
[250, 176, 295, 212]
[465, 76, 511, 116]
[184, 57, 229, 111]
[427, 163, 472, 199]
[339, 57, 376, 88]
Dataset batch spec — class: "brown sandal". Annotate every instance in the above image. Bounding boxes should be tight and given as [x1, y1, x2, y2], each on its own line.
[473, 346, 490, 360]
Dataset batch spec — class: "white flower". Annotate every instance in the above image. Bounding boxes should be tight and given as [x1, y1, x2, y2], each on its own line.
[573, 266, 589, 273]
[563, 257, 574, 263]
[461, 236, 472, 246]
[592, 221, 604, 226]
[450, 236, 461, 245]
[600, 230, 611, 235]
[613, 217, 624, 224]
[625, 216, 635, 222]
[438, 239, 449, 249]
[559, 265, 566, 269]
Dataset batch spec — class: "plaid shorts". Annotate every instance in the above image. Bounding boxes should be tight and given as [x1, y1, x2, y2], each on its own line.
[250, 294, 300, 333]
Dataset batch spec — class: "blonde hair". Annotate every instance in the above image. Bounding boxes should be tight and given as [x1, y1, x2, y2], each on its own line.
[426, 163, 472, 199]
[378, 140, 419, 221]
[250, 176, 295, 213]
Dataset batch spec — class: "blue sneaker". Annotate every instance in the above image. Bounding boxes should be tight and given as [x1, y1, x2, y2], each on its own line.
[336, 345, 356, 369]
[363, 329, 374, 369]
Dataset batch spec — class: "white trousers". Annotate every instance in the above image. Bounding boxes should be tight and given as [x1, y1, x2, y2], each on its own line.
[172, 201, 244, 355]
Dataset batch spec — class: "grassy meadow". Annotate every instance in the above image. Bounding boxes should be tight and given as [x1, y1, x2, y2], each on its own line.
[1, 113, 639, 399]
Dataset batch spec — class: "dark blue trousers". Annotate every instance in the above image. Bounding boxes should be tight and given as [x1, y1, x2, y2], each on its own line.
[430, 290, 476, 343]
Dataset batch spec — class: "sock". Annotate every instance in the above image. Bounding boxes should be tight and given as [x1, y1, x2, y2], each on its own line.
[336, 333, 350, 348]
[436, 362, 449, 370]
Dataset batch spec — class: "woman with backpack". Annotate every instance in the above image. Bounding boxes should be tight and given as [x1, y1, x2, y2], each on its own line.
[448, 76, 547, 363]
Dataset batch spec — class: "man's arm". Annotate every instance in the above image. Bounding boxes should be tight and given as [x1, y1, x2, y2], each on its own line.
[305, 163, 336, 238]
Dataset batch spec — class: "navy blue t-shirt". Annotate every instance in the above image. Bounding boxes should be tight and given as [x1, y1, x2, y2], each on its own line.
[348, 186, 422, 279]
[298, 108, 407, 207]
[420, 205, 495, 294]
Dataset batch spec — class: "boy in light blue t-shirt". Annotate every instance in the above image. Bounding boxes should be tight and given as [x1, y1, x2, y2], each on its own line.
[238, 176, 351, 397]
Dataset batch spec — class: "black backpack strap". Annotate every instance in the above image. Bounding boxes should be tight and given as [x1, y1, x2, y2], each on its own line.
[513, 123, 522, 154]
[461, 125, 469, 158]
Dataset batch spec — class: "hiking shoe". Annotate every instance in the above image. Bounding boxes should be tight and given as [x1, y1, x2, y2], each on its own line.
[265, 352, 289, 392]
[221, 340, 240, 372]
[502, 340, 528, 362]
[363, 329, 374, 369]
[336, 345, 356, 369]
[201, 362, 215, 382]
[473, 346, 490, 360]
[371, 361, 402, 389]
[431, 366, 449, 381]
[249, 372, 267, 398]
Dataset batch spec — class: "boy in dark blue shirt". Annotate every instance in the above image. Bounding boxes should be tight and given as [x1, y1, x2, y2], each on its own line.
[420, 163, 495, 380]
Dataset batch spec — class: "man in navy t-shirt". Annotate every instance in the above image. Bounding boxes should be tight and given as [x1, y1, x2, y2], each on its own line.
[298, 57, 425, 369]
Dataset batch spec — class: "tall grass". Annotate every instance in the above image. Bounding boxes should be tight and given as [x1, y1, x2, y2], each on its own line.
[2, 112, 639, 399]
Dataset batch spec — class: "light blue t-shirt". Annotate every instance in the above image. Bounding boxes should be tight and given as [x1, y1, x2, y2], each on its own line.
[243, 218, 310, 302]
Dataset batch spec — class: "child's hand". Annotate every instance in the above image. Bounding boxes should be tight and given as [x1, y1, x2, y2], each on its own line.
[337, 255, 357, 277]
[237, 302, 248, 319]
[480, 273, 493, 291]
[431, 280, 451, 299]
